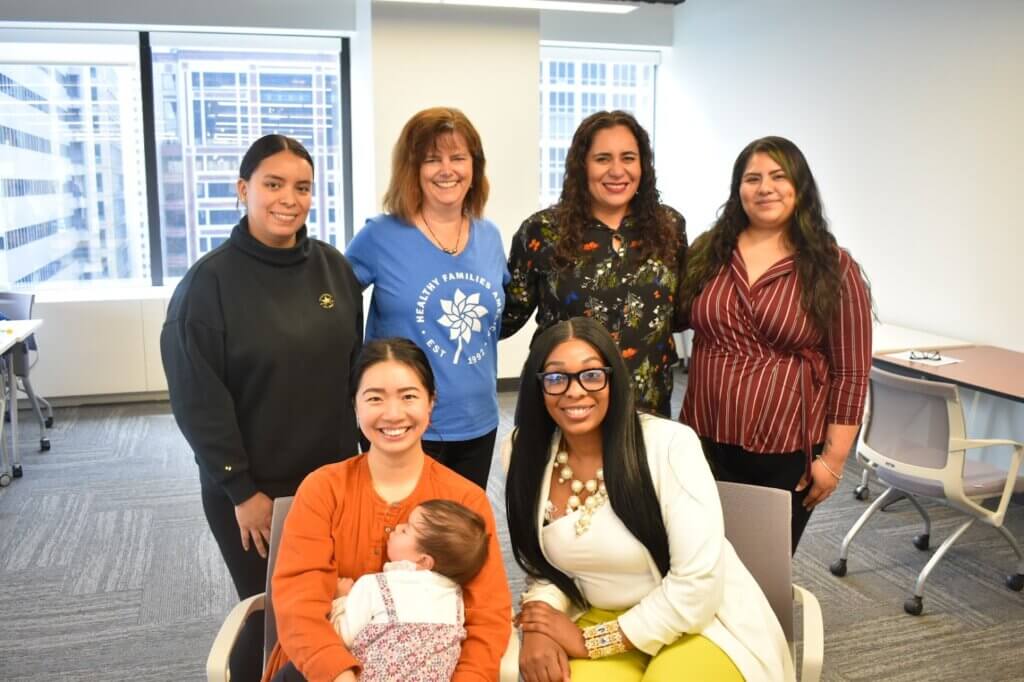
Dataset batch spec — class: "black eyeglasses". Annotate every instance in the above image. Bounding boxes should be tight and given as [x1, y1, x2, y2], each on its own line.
[536, 367, 613, 395]
[909, 350, 942, 361]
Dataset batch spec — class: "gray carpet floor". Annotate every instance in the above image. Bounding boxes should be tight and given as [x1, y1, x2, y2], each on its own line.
[1, 372, 1023, 681]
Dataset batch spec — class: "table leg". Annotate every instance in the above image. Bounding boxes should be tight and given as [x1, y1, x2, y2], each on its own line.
[7, 351, 20, 478]
[0, 358, 10, 486]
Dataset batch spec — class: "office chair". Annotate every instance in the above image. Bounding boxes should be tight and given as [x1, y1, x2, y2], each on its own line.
[207, 496, 521, 682]
[717, 481, 824, 682]
[829, 367, 1024, 615]
[0, 291, 54, 453]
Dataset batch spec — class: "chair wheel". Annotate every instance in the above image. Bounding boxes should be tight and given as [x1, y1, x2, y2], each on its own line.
[40, 438, 50, 452]
[912, 533, 930, 551]
[904, 596, 924, 616]
[45, 416, 53, 428]
[0, 473, 10, 487]
[829, 558, 848, 577]
[12, 465, 22, 478]
[1006, 574, 1024, 592]
[854, 485, 869, 501]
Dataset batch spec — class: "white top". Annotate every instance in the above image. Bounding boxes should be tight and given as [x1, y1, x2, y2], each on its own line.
[542, 505, 654, 610]
[329, 560, 463, 646]
[508, 415, 795, 682]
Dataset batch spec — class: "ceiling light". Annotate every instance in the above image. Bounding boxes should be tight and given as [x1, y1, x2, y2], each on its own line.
[376, 0, 638, 15]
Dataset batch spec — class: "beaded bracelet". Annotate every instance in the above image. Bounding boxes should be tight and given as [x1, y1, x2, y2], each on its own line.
[582, 620, 627, 659]
[815, 455, 843, 481]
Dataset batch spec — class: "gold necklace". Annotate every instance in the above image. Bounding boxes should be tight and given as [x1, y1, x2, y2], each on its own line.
[421, 213, 462, 255]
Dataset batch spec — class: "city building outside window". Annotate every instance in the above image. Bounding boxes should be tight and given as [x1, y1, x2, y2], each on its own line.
[0, 32, 148, 287]
[151, 33, 346, 280]
[538, 46, 658, 209]
[0, 29, 348, 290]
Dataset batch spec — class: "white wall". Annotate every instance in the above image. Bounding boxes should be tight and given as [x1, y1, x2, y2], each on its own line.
[540, 4, 674, 47]
[658, 0, 1024, 351]
[371, 3, 540, 379]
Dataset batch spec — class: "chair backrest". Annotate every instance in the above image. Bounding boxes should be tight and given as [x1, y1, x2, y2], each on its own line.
[0, 291, 34, 320]
[263, 495, 294, 666]
[861, 367, 963, 470]
[716, 481, 794, 640]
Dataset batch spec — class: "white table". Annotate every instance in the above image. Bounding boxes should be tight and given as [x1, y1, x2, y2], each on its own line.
[0, 319, 44, 486]
[872, 322, 971, 354]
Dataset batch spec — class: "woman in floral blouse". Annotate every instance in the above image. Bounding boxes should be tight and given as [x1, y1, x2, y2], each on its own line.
[501, 111, 686, 416]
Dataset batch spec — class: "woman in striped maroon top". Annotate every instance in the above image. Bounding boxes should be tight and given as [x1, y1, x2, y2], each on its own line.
[678, 136, 872, 552]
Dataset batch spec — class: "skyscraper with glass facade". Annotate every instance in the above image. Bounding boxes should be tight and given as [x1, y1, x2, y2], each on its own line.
[0, 63, 148, 286]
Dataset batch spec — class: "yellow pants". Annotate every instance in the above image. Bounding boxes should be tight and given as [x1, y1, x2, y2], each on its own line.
[569, 607, 745, 682]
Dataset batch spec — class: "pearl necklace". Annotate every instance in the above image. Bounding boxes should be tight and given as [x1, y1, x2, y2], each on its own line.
[544, 450, 607, 536]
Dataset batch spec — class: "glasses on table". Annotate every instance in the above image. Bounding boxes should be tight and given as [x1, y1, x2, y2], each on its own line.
[909, 350, 942, 361]
[536, 367, 613, 395]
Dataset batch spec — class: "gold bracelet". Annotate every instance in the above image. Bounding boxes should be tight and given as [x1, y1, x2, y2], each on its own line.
[582, 620, 627, 659]
[815, 455, 843, 481]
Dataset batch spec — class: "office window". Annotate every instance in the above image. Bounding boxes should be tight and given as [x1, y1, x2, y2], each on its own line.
[539, 46, 658, 208]
[0, 32, 150, 288]
[150, 32, 347, 279]
[0, 28, 350, 291]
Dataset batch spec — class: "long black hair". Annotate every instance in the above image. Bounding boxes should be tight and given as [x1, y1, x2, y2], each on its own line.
[505, 317, 670, 608]
[679, 136, 870, 336]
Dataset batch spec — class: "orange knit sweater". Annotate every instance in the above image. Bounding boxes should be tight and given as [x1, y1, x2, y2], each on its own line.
[263, 455, 511, 682]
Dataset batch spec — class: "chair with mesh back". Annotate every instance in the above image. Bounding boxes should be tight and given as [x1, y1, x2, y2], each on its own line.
[0, 291, 53, 453]
[829, 367, 1024, 615]
[717, 481, 824, 682]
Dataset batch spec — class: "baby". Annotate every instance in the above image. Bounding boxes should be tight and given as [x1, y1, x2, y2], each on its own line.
[330, 499, 490, 682]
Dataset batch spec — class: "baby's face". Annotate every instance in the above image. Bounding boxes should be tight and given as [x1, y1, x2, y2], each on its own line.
[387, 505, 429, 566]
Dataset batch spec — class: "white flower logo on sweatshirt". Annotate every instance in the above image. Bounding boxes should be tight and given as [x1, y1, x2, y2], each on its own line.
[437, 288, 489, 364]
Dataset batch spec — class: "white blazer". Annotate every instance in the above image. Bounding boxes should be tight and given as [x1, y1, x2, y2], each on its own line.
[506, 414, 796, 682]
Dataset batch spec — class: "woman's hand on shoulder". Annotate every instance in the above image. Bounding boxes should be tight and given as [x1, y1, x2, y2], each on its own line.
[519, 631, 570, 682]
[517, 601, 587, 659]
[234, 492, 273, 559]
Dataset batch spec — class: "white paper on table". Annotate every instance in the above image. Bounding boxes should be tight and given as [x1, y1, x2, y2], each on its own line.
[884, 350, 962, 366]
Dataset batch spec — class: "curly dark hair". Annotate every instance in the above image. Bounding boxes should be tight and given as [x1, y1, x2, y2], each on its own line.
[679, 136, 866, 336]
[551, 111, 680, 269]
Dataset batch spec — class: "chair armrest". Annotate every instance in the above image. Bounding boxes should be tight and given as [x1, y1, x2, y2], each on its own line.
[951, 438, 1024, 450]
[793, 584, 823, 682]
[500, 623, 521, 682]
[945, 441, 1024, 525]
[206, 593, 265, 682]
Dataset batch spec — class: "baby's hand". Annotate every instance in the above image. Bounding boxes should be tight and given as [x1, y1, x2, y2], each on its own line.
[336, 577, 355, 598]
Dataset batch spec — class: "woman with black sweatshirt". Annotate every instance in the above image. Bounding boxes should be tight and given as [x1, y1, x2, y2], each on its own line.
[161, 134, 362, 681]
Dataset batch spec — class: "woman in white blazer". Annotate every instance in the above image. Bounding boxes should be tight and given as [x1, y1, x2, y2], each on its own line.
[505, 317, 794, 682]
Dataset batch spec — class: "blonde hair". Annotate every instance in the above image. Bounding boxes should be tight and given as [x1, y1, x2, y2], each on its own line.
[382, 107, 489, 223]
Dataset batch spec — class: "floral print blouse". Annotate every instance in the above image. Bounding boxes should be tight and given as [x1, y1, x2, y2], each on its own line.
[501, 206, 687, 414]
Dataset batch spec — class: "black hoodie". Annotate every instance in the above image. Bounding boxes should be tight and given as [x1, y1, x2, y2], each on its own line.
[162, 218, 362, 503]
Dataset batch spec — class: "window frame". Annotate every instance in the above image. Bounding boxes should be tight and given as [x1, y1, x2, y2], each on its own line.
[538, 44, 660, 209]
[0, 25, 353, 293]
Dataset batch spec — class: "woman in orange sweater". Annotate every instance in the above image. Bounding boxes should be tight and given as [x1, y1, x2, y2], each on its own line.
[263, 338, 512, 682]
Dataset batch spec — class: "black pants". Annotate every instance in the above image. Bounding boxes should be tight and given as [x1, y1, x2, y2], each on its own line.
[422, 429, 497, 490]
[701, 439, 819, 554]
[201, 482, 268, 682]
